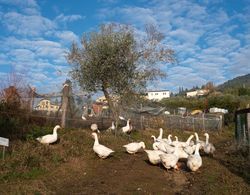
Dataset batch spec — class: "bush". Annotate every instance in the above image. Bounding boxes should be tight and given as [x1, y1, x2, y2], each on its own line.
[0, 101, 29, 139]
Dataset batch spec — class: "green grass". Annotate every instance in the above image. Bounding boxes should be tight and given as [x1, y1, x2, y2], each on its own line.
[1, 125, 249, 194]
[0, 167, 46, 182]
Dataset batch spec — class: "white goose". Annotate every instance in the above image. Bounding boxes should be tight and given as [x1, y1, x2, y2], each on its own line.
[92, 132, 114, 159]
[159, 142, 179, 170]
[153, 140, 175, 154]
[107, 121, 116, 132]
[151, 135, 158, 142]
[170, 136, 189, 159]
[183, 144, 196, 155]
[144, 150, 165, 165]
[123, 141, 145, 154]
[152, 142, 160, 150]
[194, 132, 206, 149]
[156, 128, 169, 143]
[171, 135, 194, 147]
[36, 125, 60, 145]
[122, 119, 132, 134]
[91, 123, 100, 133]
[81, 113, 87, 120]
[170, 136, 179, 147]
[204, 133, 216, 155]
[187, 143, 202, 172]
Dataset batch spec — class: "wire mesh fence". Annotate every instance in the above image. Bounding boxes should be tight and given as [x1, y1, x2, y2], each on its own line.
[0, 81, 224, 140]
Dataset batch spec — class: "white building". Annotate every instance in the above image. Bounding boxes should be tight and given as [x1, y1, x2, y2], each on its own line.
[35, 99, 60, 112]
[147, 90, 170, 101]
[186, 89, 209, 97]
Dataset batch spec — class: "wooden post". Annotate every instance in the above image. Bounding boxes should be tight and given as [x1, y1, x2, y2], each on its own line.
[29, 87, 35, 112]
[61, 83, 70, 128]
[192, 117, 195, 132]
[2, 146, 5, 160]
[247, 113, 250, 159]
[202, 113, 205, 131]
[179, 117, 181, 131]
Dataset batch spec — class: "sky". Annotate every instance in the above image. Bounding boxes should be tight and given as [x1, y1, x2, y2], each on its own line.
[0, 0, 249, 95]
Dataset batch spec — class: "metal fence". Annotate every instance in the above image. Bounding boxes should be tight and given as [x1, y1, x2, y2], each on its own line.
[128, 113, 223, 132]
[0, 81, 224, 134]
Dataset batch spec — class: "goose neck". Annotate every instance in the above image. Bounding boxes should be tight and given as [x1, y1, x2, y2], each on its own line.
[94, 135, 99, 145]
[186, 135, 193, 144]
[151, 136, 157, 142]
[126, 120, 130, 127]
[195, 133, 199, 141]
[168, 135, 172, 142]
[53, 129, 57, 135]
[205, 134, 209, 144]
[158, 128, 163, 139]
[195, 144, 200, 155]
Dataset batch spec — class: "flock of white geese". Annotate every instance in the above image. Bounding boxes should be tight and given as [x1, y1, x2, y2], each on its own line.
[36, 121, 215, 172]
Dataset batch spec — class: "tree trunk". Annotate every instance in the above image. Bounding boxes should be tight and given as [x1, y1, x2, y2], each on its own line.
[102, 85, 120, 135]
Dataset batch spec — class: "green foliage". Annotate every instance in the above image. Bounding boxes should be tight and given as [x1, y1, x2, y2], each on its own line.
[207, 95, 237, 113]
[160, 94, 250, 124]
[0, 101, 28, 139]
[25, 125, 53, 140]
[238, 87, 250, 96]
[160, 96, 206, 110]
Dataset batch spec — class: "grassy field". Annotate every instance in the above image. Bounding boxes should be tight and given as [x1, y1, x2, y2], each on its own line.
[0, 126, 249, 194]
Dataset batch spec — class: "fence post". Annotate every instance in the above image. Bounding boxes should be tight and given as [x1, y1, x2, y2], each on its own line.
[247, 113, 250, 159]
[61, 83, 70, 128]
[179, 117, 181, 131]
[29, 87, 35, 112]
[192, 117, 195, 131]
[140, 104, 143, 130]
[202, 113, 205, 131]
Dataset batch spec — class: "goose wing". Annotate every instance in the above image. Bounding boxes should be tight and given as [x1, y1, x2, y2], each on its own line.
[36, 134, 56, 144]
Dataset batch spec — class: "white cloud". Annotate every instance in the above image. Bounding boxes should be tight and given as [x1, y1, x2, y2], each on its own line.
[0, 0, 40, 15]
[2, 12, 55, 36]
[54, 31, 79, 43]
[227, 46, 250, 76]
[119, 7, 157, 25]
[55, 14, 84, 23]
[0, 0, 38, 8]
[169, 29, 201, 44]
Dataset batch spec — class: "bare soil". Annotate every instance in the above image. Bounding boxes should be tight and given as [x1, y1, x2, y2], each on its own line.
[0, 128, 249, 194]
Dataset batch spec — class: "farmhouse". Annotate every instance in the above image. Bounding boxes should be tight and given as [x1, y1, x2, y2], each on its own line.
[146, 90, 170, 101]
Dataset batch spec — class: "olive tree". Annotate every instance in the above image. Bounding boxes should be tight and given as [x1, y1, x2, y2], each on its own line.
[67, 23, 175, 121]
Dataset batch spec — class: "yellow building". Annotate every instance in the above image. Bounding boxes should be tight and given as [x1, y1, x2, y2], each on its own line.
[35, 99, 60, 112]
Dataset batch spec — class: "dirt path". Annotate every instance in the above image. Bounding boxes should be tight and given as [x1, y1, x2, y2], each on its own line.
[43, 141, 250, 194]
[43, 151, 188, 194]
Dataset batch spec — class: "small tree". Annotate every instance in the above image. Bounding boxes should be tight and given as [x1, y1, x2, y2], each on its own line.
[67, 23, 175, 122]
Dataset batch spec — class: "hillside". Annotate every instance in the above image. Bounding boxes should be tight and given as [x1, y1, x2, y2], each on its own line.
[217, 73, 250, 90]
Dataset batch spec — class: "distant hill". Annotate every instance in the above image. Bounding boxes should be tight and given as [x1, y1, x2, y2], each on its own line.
[217, 73, 250, 91]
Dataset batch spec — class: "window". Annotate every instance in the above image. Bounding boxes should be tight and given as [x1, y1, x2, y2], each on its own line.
[155, 93, 158, 95]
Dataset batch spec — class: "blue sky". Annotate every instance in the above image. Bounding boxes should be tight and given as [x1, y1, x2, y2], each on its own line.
[0, 0, 249, 95]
